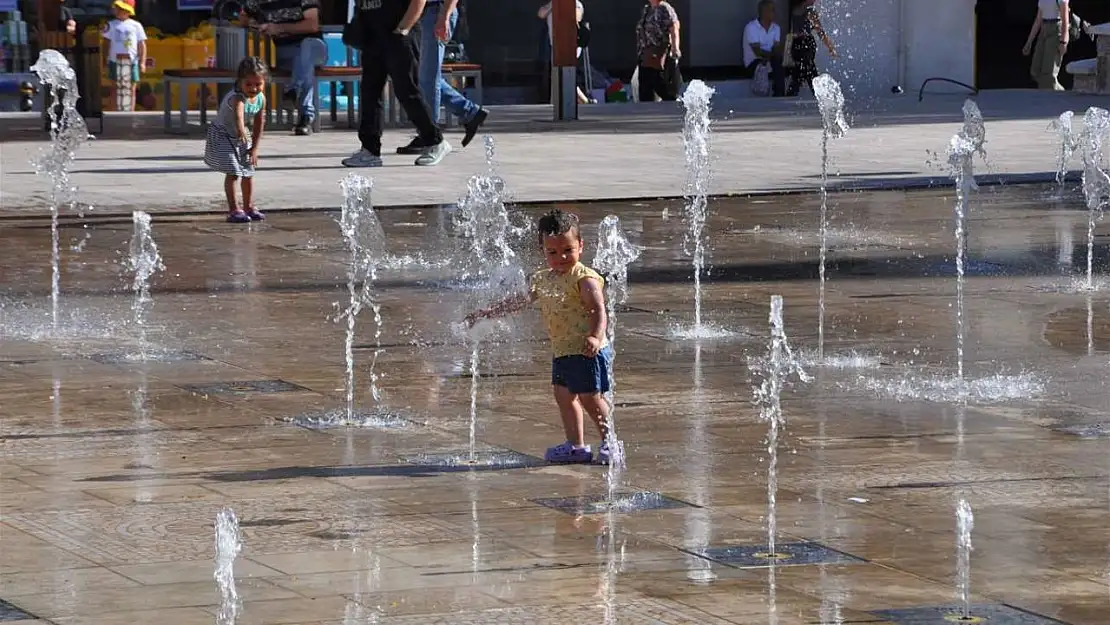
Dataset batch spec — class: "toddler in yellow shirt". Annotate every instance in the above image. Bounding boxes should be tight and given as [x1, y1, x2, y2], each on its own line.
[466, 209, 614, 464]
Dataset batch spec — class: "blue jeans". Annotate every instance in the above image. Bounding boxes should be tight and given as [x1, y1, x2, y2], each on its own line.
[275, 37, 328, 122]
[419, 5, 479, 123]
[552, 346, 614, 395]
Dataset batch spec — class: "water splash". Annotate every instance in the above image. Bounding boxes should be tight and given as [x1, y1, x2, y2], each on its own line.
[214, 507, 242, 625]
[1050, 111, 1079, 189]
[813, 74, 849, 361]
[955, 498, 974, 619]
[453, 173, 527, 291]
[679, 80, 715, 334]
[337, 174, 386, 422]
[127, 211, 164, 360]
[484, 135, 496, 172]
[31, 49, 89, 332]
[467, 341, 480, 463]
[853, 371, 1044, 403]
[1080, 107, 1110, 291]
[946, 100, 986, 383]
[751, 296, 811, 560]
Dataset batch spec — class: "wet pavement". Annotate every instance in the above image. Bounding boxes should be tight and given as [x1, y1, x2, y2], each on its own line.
[1, 182, 1110, 624]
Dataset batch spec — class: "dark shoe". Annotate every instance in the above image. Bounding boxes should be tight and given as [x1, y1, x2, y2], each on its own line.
[281, 89, 297, 113]
[461, 108, 488, 148]
[396, 136, 426, 155]
[246, 208, 265, 221]
[227, 210, 251, 223]
[294, 123, 312, 136]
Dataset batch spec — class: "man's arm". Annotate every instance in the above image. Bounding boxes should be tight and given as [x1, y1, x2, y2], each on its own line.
[396, 0, 427, 32]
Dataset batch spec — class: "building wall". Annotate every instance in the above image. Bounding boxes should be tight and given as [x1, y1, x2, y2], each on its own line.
[461, 0, 976, 93]
[688, 0, 975, 95]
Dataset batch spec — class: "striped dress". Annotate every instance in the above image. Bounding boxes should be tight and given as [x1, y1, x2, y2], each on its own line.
[204, 90, 265, 178]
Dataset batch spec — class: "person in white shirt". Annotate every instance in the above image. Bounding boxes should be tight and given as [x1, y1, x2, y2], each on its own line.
[1023, 0, 1070, 90]
[101, 0, 147, 111]
[742, 0, 784, 96]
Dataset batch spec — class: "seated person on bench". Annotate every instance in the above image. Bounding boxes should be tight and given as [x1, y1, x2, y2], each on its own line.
[742, 0, 785, 97]
[242, 0, 327, 135]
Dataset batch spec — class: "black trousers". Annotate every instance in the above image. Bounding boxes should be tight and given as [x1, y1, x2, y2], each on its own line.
[358, 24, 442, 155]
[746, 56, 785, 97]
[638, 56, 681, 102]
[787, 34, 818, 96]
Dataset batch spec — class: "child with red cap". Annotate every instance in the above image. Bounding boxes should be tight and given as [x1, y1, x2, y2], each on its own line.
[102, 0, 147, 111]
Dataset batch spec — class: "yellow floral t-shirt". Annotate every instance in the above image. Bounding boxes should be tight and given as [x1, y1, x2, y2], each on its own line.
[530, 262, 608, 358]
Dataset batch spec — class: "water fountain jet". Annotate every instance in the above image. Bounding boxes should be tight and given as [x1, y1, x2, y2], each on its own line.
[1079, 107, 1110, 292]
[127, 211, 164, 360]
[214, 507, 242, 625]
[1050, 111, 1078, 191]
[31, 49, 89, 332]
[946, 100, 986, 383]
[751, 296, 811, 560]
[812, 74, 849, 361]
[675, 80, 726, 338]
[338, 174, 386, 422]
[955, 498, 975, 620]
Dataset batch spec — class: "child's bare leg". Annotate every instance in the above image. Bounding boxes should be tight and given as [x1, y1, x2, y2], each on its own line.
[224, 175, 239, 213]
[241, 176, 253, 210]
[553, 385, 586, 446]
[577, 392, 611, 441]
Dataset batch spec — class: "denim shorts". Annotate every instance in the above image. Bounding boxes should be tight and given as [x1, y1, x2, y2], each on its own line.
[552, 345, 614, 394]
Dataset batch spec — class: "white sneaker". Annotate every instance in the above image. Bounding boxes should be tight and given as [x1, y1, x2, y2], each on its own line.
[414, 139, 452, 166]
[342, 149, 383, 168]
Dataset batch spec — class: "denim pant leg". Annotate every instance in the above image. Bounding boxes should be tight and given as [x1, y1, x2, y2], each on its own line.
[278, 38, 328, 122]
[437, 10, 478, 122]
[418, 8, 443, 122]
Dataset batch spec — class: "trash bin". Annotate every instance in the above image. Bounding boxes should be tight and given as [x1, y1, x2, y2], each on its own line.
[215, 24, 247, 103]
[40, 27, 103, 134]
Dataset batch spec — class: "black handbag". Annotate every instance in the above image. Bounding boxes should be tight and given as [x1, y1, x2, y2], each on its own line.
[577, 20, 591, 48]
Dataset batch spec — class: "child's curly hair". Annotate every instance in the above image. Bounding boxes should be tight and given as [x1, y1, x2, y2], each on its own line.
[537, 209, 581, 245]
[235, 56, 269, 88]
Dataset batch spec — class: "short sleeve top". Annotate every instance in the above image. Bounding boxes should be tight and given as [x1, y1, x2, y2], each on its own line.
[216, 90, 266, 131]
[1038, 0, 1066, 20]
[636, 1, 678, 54]
[530, 262, 608, 357]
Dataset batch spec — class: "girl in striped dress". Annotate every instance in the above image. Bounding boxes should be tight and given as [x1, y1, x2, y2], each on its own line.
[205, 56, 268, 223]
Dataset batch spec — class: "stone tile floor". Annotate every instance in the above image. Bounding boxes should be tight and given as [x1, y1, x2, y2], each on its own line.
[1, 183, 1109, 623]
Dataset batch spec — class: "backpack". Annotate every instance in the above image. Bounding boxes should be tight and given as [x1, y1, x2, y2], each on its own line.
[453, 0, 469, 42]
[1057, 0, 1083, 43]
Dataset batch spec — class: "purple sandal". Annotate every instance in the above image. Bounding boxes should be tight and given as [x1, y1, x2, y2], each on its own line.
[227, 210, 251, 224]
[246, 207, 265, 221]
[545, 441, 593, 464]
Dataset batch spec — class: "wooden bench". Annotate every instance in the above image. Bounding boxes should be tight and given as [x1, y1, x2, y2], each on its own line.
[163, 63, 484, 133]
[162, 66, 361, 134]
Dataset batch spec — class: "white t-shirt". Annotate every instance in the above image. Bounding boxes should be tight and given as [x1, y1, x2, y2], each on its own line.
[102, 18, 147, 63]
[1038, 0, 1066, 20]
[543, 0, 585, 59]
[743, 19, 780, 67]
